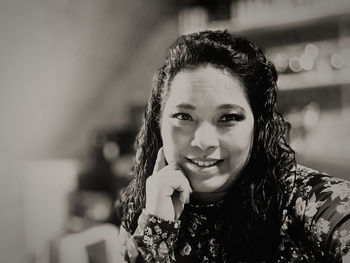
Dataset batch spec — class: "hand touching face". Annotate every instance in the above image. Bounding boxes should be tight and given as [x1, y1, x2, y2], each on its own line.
[145, 147, 192, 220]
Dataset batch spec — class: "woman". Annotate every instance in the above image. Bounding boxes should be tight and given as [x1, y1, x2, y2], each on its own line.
[118, 30, 350, 262]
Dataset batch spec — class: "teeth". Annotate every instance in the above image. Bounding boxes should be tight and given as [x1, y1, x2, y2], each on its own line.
[192, 159, 219, 167]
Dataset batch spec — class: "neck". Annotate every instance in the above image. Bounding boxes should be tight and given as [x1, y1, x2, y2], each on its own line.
[190, 190, 228, 205]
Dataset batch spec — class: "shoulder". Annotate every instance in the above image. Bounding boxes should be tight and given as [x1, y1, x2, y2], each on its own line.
[298, 165, 349, 202]
[284, 164, 349, 198]
[282, 164, 350, 260]
[285, 164, 350, 217]
[285, 164, 326, 184]
[291, 164, 350, 224]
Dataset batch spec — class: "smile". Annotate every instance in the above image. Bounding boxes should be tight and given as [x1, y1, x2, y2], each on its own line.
[186, 158, 223, 168]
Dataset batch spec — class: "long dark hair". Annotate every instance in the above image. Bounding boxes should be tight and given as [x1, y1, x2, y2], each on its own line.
[121, 30, 296, 260]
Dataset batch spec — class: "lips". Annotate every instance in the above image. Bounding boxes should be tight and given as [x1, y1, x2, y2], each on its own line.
[185, 157, 223, 168]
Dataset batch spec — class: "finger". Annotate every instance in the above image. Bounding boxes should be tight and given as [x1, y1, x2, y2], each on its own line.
[152, 147, 166, 173]
[151, 163, 182, 178]
[172, 194, 184, 220]
[150, 165, 192, 202]
[172, 165, 193, 198]
[167, 173, 192, 202]
[160, 163, 181, 172]
[179, 187, 191, 204]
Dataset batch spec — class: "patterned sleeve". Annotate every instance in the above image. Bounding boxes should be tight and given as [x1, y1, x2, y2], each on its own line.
[118, 210, 181, 263]
[286, 166, 350, 262]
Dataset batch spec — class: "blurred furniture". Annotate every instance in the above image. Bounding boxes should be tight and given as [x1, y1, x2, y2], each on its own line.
[59, 224, 121, 263]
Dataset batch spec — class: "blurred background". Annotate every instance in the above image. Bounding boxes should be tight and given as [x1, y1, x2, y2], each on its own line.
[0, 0, 349, 262]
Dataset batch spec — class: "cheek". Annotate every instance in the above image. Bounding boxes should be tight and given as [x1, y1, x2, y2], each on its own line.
[161, 123, 191, 162]
[224, 124, 254, 161]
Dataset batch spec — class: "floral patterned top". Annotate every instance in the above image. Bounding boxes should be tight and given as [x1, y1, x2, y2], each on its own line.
[118, 166, 350, 262]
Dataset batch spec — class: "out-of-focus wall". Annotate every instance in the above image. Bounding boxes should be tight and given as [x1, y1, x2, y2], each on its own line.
[0, 1, 180, 262]
[0, 0, 179, 160]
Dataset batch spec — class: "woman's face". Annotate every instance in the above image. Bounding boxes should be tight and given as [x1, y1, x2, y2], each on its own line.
[160, 65, 254, 193]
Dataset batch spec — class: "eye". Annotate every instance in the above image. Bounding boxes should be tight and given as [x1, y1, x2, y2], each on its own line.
[170, 112, 193, 121]
[218, 113, 245, 122]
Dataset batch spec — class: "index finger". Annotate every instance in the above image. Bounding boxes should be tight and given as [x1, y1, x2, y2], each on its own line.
[152, 147, 166, 174]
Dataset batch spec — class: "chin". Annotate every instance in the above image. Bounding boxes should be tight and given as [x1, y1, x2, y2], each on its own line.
[189, 176, 230, 193]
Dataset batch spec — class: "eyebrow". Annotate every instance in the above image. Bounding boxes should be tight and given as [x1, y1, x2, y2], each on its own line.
[175, 103, 246, 112]
[218, 104, 245, 112]
[175, 103, 196, 110]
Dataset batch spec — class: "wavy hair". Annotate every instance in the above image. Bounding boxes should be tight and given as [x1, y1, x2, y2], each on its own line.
[120, 30, 296, 259]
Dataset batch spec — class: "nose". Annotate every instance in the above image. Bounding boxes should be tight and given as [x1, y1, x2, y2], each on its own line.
[190, 122, 219, 151]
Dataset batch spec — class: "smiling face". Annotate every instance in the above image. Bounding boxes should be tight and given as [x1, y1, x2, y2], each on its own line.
[160, 65, 255, 193]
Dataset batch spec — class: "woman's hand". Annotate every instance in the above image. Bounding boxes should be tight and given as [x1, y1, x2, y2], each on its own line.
[145, 147, 192, 221]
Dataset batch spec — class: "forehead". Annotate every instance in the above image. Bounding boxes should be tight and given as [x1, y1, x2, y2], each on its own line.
[165, 65, 249, 108]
